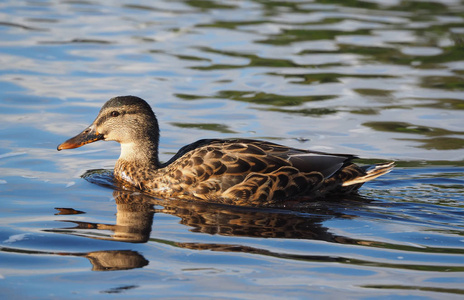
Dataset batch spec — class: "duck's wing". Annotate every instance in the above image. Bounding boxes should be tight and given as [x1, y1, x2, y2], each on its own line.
[241, 139, 357, 178]
[163, 138, 355, 179]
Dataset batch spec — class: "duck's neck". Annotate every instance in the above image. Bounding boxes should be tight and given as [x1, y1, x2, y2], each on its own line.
[118, 140, 160, 169]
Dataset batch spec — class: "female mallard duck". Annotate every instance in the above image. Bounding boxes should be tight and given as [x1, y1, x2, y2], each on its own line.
[57, 96, 393, 206]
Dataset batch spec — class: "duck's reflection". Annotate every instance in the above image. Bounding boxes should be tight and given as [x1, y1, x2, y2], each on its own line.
[57, 189, 359, 244]
[57, 191, 352, 244]
[47, 174, 376, 271]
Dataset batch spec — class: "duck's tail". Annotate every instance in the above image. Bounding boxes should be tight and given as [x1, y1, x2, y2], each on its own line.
[342, 161, 394, 187]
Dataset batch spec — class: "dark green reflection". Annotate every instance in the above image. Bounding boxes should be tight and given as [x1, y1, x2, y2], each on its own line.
[171, 122, 237, 134]
[184, 0, 236, 9]
[364, 122, 464, 150]
[361, 285, 464, 296]
[263, 107, 337, 117]
[363, 121, 464, 137]
[216, 90, 336, 106]
[401, 137, 464, 150]
[191, 47, 299, 69]
[275, 72, 396, 85]
[176, 91, 337, 106]
[198, 20, 265, 30]
[258, 29, 371, 45]
[415, 98, 464, 111]
[421, 76, 464, 90]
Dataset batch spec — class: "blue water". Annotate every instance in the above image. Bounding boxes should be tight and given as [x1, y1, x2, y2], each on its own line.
[1, 0, 464, 298]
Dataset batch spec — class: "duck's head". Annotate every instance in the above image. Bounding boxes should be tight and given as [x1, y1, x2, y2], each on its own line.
[57, 96, 160, 158]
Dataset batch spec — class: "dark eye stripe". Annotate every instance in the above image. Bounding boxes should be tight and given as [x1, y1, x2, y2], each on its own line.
[95, 110, 138, 127]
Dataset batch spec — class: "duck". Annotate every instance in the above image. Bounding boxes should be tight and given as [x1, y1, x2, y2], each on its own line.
[57, 95, 394, 207]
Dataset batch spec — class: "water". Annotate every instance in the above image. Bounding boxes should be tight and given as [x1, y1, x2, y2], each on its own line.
[1, 0, 464, 298]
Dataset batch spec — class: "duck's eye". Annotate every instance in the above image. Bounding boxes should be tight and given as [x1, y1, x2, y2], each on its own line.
[110, 111, 120, 117]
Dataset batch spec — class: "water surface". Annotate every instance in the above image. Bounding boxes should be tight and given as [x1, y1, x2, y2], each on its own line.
[1, 0, 464, 298]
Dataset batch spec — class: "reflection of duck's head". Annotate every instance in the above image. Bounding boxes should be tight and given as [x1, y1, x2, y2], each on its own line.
[85, 250, 149, 271]
[57, 96, 161, 166]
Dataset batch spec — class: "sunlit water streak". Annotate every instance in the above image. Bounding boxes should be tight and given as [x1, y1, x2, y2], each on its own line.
[0, 0, 464, 298]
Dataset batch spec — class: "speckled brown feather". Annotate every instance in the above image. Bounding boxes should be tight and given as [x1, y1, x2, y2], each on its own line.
[58, 96, 394, 207]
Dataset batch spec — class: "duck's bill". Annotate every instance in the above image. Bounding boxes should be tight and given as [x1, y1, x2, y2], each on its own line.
[57, 126, 104, 151]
